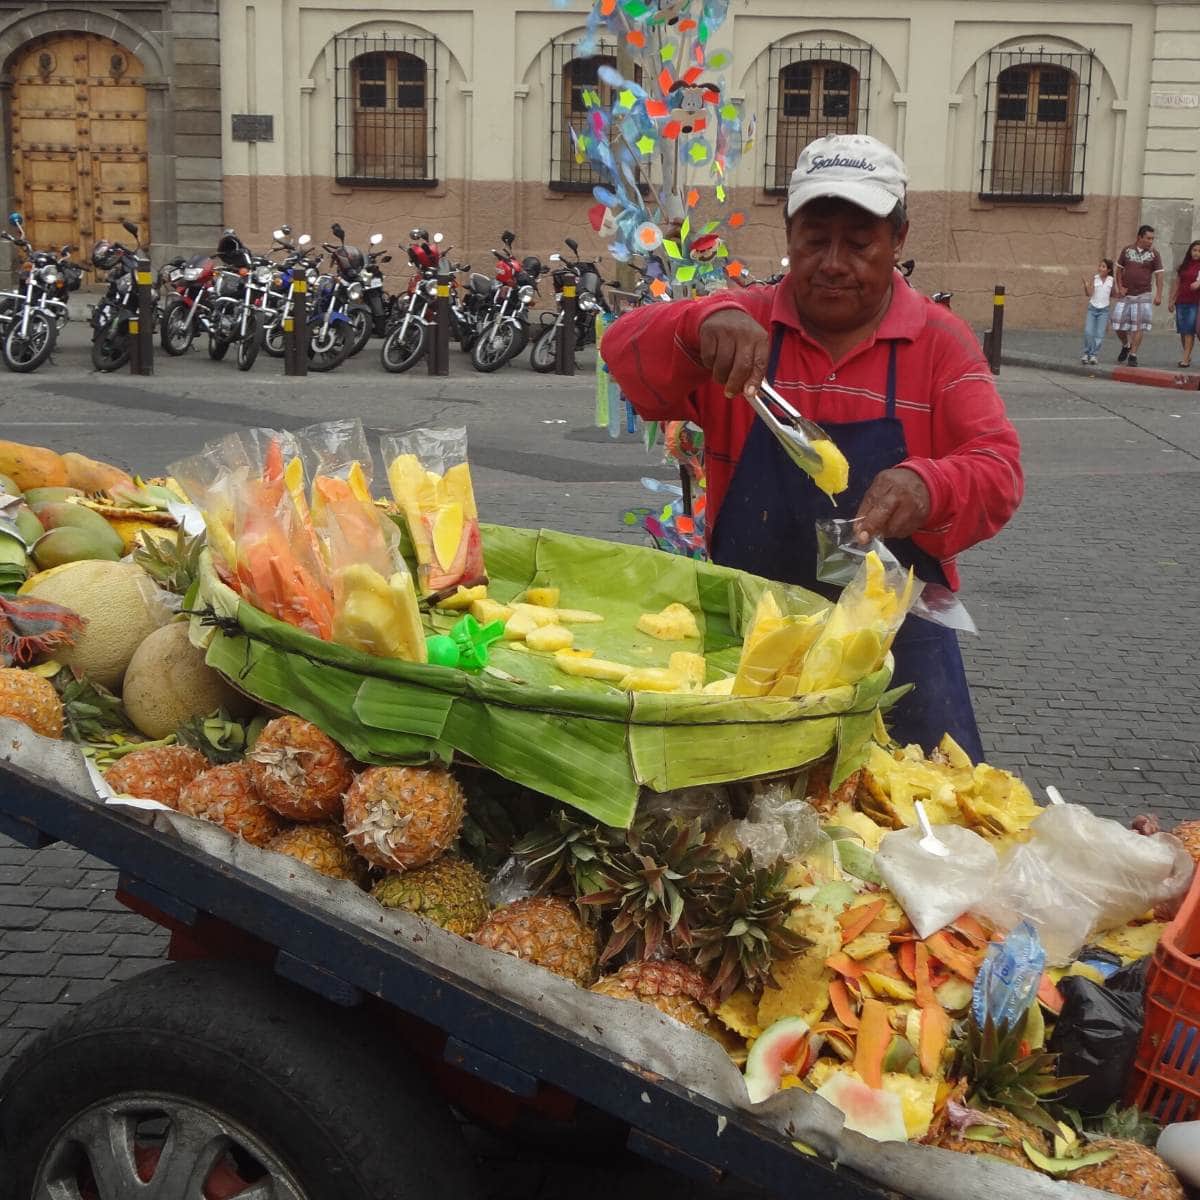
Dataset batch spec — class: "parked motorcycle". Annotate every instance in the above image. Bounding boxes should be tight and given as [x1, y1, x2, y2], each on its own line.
[89, 220, 155, 373]
[327, 223, 385, 355]
[260, 228, 316, 358]
[159, 251, 218, 356]
[304, 253, 354, 373]
[380, 230, 447, 374]
[529, 237, 611, 373]
[0, 213, 79, 373]
[470, 231, 544, 373]
[208, 230, 268, 371]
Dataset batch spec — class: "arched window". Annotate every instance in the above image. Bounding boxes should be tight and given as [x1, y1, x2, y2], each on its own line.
[765, 46, 871, 193]
[981, 50, 1093, 201]
[335, 35, 437, 184]
[550, 44, 639, 189]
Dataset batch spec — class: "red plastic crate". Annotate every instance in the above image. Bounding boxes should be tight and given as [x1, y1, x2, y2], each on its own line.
[1128, 865, 1200, 1122]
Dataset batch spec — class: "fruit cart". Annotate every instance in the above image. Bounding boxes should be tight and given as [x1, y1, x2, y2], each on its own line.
[0, 748, 893, 1200]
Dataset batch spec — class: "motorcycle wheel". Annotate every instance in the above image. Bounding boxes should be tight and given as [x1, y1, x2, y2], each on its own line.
[347, 304, 373, 357]
[236, 312, 264, 372]
[262, 315, 286, 358]
[89, 325, 128, 373]
[4, 311, 57, 374]
[160, 301, 196, 356]
[470, 321, 518, 373]
[380, 320, 428, 374]
[530, 326, 559, 374]
[510, 320, 530, 359]
[307, 321, 350, 373]
[208, 333, 230, 362]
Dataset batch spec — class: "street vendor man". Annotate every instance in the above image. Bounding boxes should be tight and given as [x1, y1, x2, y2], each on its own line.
[603, 134, 1023, 761]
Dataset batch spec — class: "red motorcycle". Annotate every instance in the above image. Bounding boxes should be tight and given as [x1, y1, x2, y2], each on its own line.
[159, 252, 218, 355]
[469, 230, 544, 373]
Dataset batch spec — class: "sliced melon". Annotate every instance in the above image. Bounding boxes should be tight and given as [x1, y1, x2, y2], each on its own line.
[814, 1072, 908, 1142]
[744, 1016, 811, 1104]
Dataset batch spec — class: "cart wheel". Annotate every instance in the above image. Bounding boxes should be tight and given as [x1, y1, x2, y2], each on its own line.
[0, 961, 480, 1200]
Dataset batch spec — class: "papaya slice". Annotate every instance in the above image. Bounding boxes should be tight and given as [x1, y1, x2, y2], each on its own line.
[854, 998, 891, 1090]
[828, 979, 860, 1030]
[838, 899, 888, 945]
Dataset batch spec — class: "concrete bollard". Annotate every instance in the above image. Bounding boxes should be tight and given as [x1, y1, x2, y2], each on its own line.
[555, 282, 577, 376]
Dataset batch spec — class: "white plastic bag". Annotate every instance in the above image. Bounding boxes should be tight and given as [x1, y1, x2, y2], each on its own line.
[875, 823, 999, 939]
[975, 804, 1193, 965]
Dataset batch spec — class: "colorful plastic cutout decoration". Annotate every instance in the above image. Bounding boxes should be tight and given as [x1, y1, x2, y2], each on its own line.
[687, 188, 700, 208]
[650, 279, 669, 297]
[660, 43, 676, 62]
[635, 221, 664, 250]
[627, 29, 646, 47]
[728, 211, 746, 228]
[636, 134, 656, 155]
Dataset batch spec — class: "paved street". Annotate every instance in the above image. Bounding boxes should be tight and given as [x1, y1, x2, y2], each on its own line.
[1, 326, 1198, 1195]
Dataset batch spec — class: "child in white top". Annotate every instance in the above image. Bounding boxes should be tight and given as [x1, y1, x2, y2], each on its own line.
[1081, 259, 1114, 365]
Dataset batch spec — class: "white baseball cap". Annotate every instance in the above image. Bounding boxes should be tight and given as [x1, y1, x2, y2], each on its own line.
[786, 134, 908, 219]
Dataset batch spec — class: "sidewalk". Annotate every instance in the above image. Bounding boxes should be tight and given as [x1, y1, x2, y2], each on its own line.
[998, 327, 1200, 391]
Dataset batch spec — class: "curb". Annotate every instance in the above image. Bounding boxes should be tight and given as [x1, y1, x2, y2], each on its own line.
[1001, 352, 1200, 391]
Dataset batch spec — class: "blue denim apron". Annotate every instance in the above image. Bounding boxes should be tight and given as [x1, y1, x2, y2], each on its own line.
[708, 327, 984, 760]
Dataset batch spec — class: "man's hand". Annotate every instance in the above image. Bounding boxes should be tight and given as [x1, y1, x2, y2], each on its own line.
[1155, 295, 1163, 306]
[698, 308, 770, 399]
[854, 468, 931, 544]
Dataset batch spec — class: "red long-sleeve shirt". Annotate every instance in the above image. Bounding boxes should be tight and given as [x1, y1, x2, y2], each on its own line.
[603, 276, 1023, 590]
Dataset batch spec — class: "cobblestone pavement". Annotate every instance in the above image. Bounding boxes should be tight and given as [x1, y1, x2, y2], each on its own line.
[0, 333, 1198, 1195]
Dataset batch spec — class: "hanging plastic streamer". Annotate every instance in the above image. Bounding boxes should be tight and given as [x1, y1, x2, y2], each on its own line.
[595, 310, 618, 431]
[620, 423, 707, 558]
[552, 0, 751, 296]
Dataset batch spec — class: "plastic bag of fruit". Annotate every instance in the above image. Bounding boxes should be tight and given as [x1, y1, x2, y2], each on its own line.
[382, 427, 487, 601]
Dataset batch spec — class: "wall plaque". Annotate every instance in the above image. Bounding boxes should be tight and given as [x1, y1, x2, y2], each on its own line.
[232, 114, 274, 142]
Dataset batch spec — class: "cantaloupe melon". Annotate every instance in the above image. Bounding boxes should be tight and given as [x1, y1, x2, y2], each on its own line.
[24, 560, 170, 689]
[122, 622, 251, 738]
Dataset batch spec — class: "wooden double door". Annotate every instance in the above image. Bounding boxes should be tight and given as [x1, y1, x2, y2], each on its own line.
[8, 33, 149, 263]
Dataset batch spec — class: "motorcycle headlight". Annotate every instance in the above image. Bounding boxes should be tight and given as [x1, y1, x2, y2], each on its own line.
[306, 269, 319, 286]
[183, 266, 202, 282]
[116, 274, 132, 293]
[518, 285, 535, 304]
[272, 272, 284, 287]
[254, 264, 272, 284]
[347, 282, 364, 302]
[39, 267, 59, 285]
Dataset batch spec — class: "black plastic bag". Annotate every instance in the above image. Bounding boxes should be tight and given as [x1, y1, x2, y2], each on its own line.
[1047, 959, 1149, 1115]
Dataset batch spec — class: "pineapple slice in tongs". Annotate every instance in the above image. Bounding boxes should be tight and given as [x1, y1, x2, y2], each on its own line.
[744, 380, 849, 499]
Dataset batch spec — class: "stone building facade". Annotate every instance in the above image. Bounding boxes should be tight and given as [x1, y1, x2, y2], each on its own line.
[0, 0, 222, 265]
[217, 0, 1200, 330]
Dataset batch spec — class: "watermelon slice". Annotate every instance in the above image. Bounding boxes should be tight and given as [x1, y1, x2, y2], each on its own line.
[814, 1073, 909, 1143]
[743, 1016, 810, 1104]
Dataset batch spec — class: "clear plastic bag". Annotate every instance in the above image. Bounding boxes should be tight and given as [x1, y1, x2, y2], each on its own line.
[382, 427, 487, 599]
[298, 418, 374, 491]
[815, 518, 977, 634]
[971, 921, 1046, 1032]
[973, 841, 1101, 966]
[726, 782, 823, 868]
[875, 822, 999, 939]
[794, 549, 916, 694]
[638, 783, 731, 833]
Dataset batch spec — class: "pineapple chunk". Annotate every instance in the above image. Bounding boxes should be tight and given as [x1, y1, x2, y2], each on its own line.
[555, 607, 605, 624]
[441, 462, 479, 519]
[503, 609, 543, 641]
[436, 584, 488, 612]
[509, 603, 559, 628]
[470, 598, 513, 625]
[346, 461, 373, 503]
[810, 438, 850, 499]
[701, 676, 735, 696]
[669, 652, 706, 691]
[553, 650, 632, 682]
[525, 624, 574, 652]
[619, 667, 688, 693]
[523, 586, 560, 608]
[636, 602, 700, 641]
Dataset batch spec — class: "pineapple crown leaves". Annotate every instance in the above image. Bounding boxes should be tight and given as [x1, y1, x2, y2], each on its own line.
[960, 1013, 1086, 1139]
[581, 816, 720, 964]
[1088, 1103, 1161, 1147]
[132, 528, 205, 597]
[688, 849, 811, 1002]
[50, 666, 134, 743]
[513, 810, 625, 902]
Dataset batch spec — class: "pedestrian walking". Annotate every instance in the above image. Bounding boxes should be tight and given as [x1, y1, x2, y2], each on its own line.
[1080, 258, 1114, 365]
[1112, 224, 1164, 368]
[1167, 239, 1200, 368]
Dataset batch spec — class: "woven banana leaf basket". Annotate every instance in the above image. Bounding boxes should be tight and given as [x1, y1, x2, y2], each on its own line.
[190, 524, 893, 828]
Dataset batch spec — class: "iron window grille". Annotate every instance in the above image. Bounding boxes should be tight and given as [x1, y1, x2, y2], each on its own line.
[765, 43, 873, 193]
[550, 39, 644, 191]
[334, 33, 438, 186]
[980, 47, 1093, 203]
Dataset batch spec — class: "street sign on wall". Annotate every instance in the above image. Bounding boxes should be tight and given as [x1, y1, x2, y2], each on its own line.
[1150, 93, 1199, 109]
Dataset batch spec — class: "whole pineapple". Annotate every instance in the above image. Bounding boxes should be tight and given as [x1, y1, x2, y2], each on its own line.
[0, 668, 63, 738]
[105, 746, 208, 808]
[177, 763, 284, 847]
[372, 855, 490, 936]
[473, 896, 599, 986]
[343, 765, 465, 871]
[1071, 1140, 1184, 1200]
[933, 1106, 1048, 1170]
[591, 959, 716, 1036]
[267, 823, 369, 886]
[247, 716, 354, 822]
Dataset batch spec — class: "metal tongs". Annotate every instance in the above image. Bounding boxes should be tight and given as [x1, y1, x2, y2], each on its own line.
[744, 380, 830, 477]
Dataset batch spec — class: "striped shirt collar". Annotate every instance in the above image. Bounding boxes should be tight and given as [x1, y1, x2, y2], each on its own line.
[768, 268, 928, 345]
